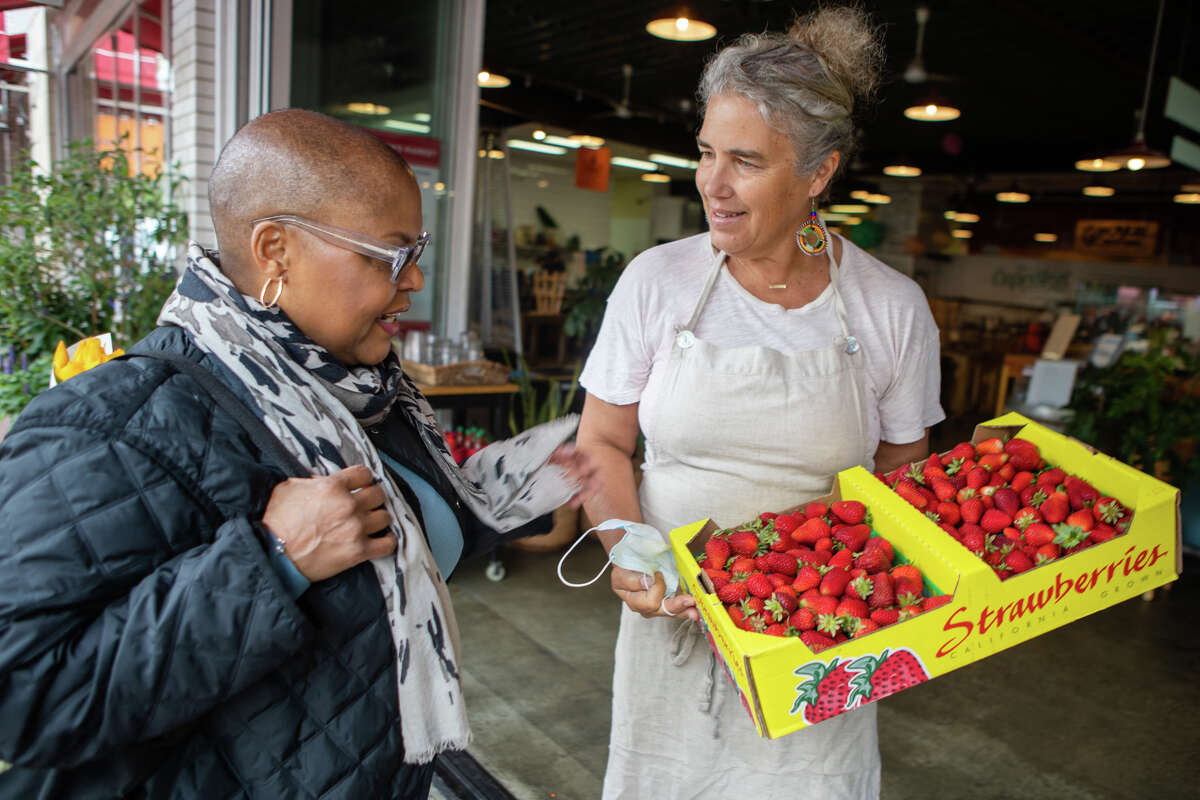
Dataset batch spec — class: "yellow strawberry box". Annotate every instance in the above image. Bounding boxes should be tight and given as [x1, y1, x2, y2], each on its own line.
[668, 412, 1180, 740]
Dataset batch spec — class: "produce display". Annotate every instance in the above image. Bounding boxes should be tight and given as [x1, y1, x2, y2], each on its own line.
[443, 426, 493, 464]
[695, 500, 950, 652]
[875, 436, 1134, 579]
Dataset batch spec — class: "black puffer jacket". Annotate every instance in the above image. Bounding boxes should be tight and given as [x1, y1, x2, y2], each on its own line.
[0, 326, 438, 798]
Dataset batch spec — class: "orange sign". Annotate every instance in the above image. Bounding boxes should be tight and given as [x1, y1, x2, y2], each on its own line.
[575, 147, 611, 192]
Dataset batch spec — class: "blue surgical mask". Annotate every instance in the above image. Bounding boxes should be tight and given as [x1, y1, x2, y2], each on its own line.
[557, 518, 680, 596]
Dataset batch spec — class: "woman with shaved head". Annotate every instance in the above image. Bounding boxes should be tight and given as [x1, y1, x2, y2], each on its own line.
[0, 109, 596, 798]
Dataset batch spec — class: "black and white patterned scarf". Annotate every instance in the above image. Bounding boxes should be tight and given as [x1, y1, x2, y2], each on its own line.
[159, 243, 580, 763]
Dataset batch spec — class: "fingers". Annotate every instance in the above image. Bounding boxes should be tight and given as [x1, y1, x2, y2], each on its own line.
[362, 508, 393, 536]
[353, 483, 387, 513]
[363, 529, 398, 560]
[333, 464, 375, 491]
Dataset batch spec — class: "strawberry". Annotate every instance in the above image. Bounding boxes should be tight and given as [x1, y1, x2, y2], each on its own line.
[867, 572, 895, 608]
[966, 466, 990, 489]
[1002, 526, 1023, 542]
[1012, 506, 1041, 531]
[759, 511, 778, 522]
[1036, 467, 1066, 489]
[755, 554, 772, 573]
[727, 604, 747, 629]
[830, 500, 867, 525]
[820, 566, 852, 596]
[789, 606, 817, 631]
[803, 501, 829, 519]
[1034, 542, 1061, 563]
[977, 452, 1009, 472]
[1065, 508, 1095, 532]
[792, 657, 850, 722]
[995, 463, 1016, 483]
[848, 648, 929, 705]
[835, 596, 869, 622]
[850, 618, 881, 638]
[974, 437, 1005, 455]
[728, 529, 761, 557]
[1022, 486, 1048, 508]
[745, 572, 774, 599]
[792, 516, 831, 545]
[768, 573, 790, 589]
[960, 525, 986, 554]
[960, 496, 984, 525]
[980, 509, 1013, 534]
[803, 592, 838, 617]
[717, 581, 747, 603]
[930, 477, 957, 502]
[827, 548, 855, 570]
[763, 597, 788, 622]
[1088, 523, 1118, 544]
[956, 486, 978, 504]
[772, 513, 800, 537]
[791, 564, 823, 593]
[894, 482, 928, 509]
[1039, 490, 1070, 524]
[899, 603, 923, 620]
[948, 441, 977, 463]
[992, 487, 1020, 517]
[1093, 496, 1125, 525]
[816, 613, 843, 636]
[834, 523, 872, 553]
[704, 536, 732, 569]
[1010, 470, 1035, 493]
[1003, 438, 1041, 470]
[1002, 548, 1034, 574]
[921, 594, 952, 612]
[853, 547, 891, 574]
[894, 580, 922, 607]
[1063, 475, 1100, 510]
[729, 555, 756, 575]
[890, 564, 924, 593]
[704, 568, 732, 591]
[846, 575, 873, 602]
[1052, 523, 1090, 550]
[793, 548, 828, 568]
[764, 623, 789, 637]
[745, 596, 766, 615]
[870, 607, 900, 626]
[863, 536, 894, 561]
[765, 552, 798, 576]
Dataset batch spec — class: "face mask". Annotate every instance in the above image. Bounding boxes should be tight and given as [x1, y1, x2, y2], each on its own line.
[557, 518, 680, 597]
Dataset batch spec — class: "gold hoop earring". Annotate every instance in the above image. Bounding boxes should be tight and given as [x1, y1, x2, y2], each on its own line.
[259, 276, 284, 308]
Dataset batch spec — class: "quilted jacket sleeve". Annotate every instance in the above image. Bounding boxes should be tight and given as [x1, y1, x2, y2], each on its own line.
[0, 416, 317, 769]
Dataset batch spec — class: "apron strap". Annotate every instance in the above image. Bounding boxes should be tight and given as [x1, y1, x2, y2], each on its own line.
[681, 245, 728, 333]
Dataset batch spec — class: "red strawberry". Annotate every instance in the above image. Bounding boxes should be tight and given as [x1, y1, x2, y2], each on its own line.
[949, 441, 977, 463]
[835, 596, 869, 622]
[768, 573, 790, 589]
[830, 500, 867, 525]
[1065, 508, 1095, 532]
[704, 536, 732, 569]
[960, 525, 986, 554]
[763, 623, 789, 637]
[834, 523, 872, 553]
[966, 466, 991, 490]
[792, 516, 831, 546]
[798, 631, 838, 655]
[1002, 548, 1034, 574]
[977, 452, 1009, 472]
[803, 592, 838, 617]
[827, 548, 855, 570]
[820, 567, 852, 596]
[816, 613, 843, 637]
[853, 547, 891, 574]
[975, 437, 1005, 455]
[755, 554, 772, 573]
[992, 487, 1020, 517]
[848, 648, 929, 705]
[717, 581, 747, 604]
[1037, 467, 1066, 489]
[867, 572, 895, 608]
[921, 594, 952, 612]
[980, 508, 1012, 534]
[1093, 497, 1125, 525]
[850, 618, 881, 638]
[1012, 506, 1041, 531]
[1034, 542, 1061, 563]
[765, 552, 798, 576]
[729, 555, 756, 575]
[870, 607, 900, 626]
[727, 604, 747, 629]
[894, 482, 928, 509]
[814, 536, 834, 552]
[1002, 526, 1023, 542]
[728, 529, 761, 557]
[863, 536, 894, 561]
[704, 568, 732, 591]
[803, 502, 829, 519]
[890, 564, 924, 593]
[1052, 523, 1090, 550]
[745, 572, 774, 599]
[792, 564, 823, 592]
[759, 511, 778, 522]
[846, 575, 874, 602]
[762, 597, 789, 622]
[1038, 490, 1070, 524]
[1003, 438, 1041, 470]
[1010, 470, 1035, 492]
[772, 513, 800, 536]
[745, 596, 766, 615]
[789, 606, 817, 631]
[1088, 523, 1118, 544]
[929, 477, 957, 503]
[960, 496, 984, 525]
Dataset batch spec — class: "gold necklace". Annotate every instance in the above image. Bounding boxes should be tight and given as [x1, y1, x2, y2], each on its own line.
[734, 257, 790, 289]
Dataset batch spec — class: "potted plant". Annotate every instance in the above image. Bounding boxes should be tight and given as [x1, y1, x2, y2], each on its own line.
[563, 247, 625, 352]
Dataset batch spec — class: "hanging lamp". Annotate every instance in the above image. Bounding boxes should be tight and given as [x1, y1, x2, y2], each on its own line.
[1102, 0, 1171, 170]
[646, 8, 716, 41]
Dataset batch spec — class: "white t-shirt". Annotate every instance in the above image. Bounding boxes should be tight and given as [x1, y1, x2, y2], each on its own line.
[579, 232, 945, 471]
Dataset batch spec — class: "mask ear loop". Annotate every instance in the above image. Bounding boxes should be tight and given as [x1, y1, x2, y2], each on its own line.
[557, 523, 653, 588]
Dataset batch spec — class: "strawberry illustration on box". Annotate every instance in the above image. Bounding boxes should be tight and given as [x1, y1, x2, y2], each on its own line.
[669, 413, 1180, 741]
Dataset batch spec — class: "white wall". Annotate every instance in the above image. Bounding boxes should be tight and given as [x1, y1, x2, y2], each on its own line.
[171, 0, 218, 247]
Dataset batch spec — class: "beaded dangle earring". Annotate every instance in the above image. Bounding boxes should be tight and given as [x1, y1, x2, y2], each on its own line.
[795, 199, 829, 256]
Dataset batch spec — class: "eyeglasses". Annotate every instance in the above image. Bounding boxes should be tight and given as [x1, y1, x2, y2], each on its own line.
[251, 214, 430, 284]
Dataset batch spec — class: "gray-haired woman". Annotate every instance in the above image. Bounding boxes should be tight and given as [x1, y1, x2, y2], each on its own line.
[576, 7, 944, 797]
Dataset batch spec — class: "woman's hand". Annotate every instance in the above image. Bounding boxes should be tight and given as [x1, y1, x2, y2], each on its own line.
[549, 444, 603, 509]
[611, 564, 699, 621]
[261, 465, 397, 582]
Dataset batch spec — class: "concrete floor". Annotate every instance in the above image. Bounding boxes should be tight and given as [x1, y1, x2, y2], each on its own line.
[443, 416, 1200, 799]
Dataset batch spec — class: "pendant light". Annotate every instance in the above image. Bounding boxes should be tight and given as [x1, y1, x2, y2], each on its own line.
[995, 185, 1030, 203]
[477, 71, 511, 88]
[882, 156, 922, 177]
[900, 5, 962, 122]
[646, 9, 716, 41]
[1101, 0, 1171, 170]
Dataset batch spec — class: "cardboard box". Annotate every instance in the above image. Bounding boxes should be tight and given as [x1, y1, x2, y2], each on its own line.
[668, 412, 1181, 740]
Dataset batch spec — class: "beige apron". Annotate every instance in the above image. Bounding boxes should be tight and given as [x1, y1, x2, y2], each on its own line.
[602, 245, 881, 800]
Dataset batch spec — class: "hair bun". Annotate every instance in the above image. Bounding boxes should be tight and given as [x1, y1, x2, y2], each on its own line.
[788, 5, 883, 105]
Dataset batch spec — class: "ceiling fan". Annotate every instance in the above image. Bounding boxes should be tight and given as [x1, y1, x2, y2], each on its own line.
[595, 63, 664, 121]
[902, 4, 962, 84]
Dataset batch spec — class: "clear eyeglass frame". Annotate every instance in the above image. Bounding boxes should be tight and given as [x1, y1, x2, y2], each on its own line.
[251, 214, 430, 283]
